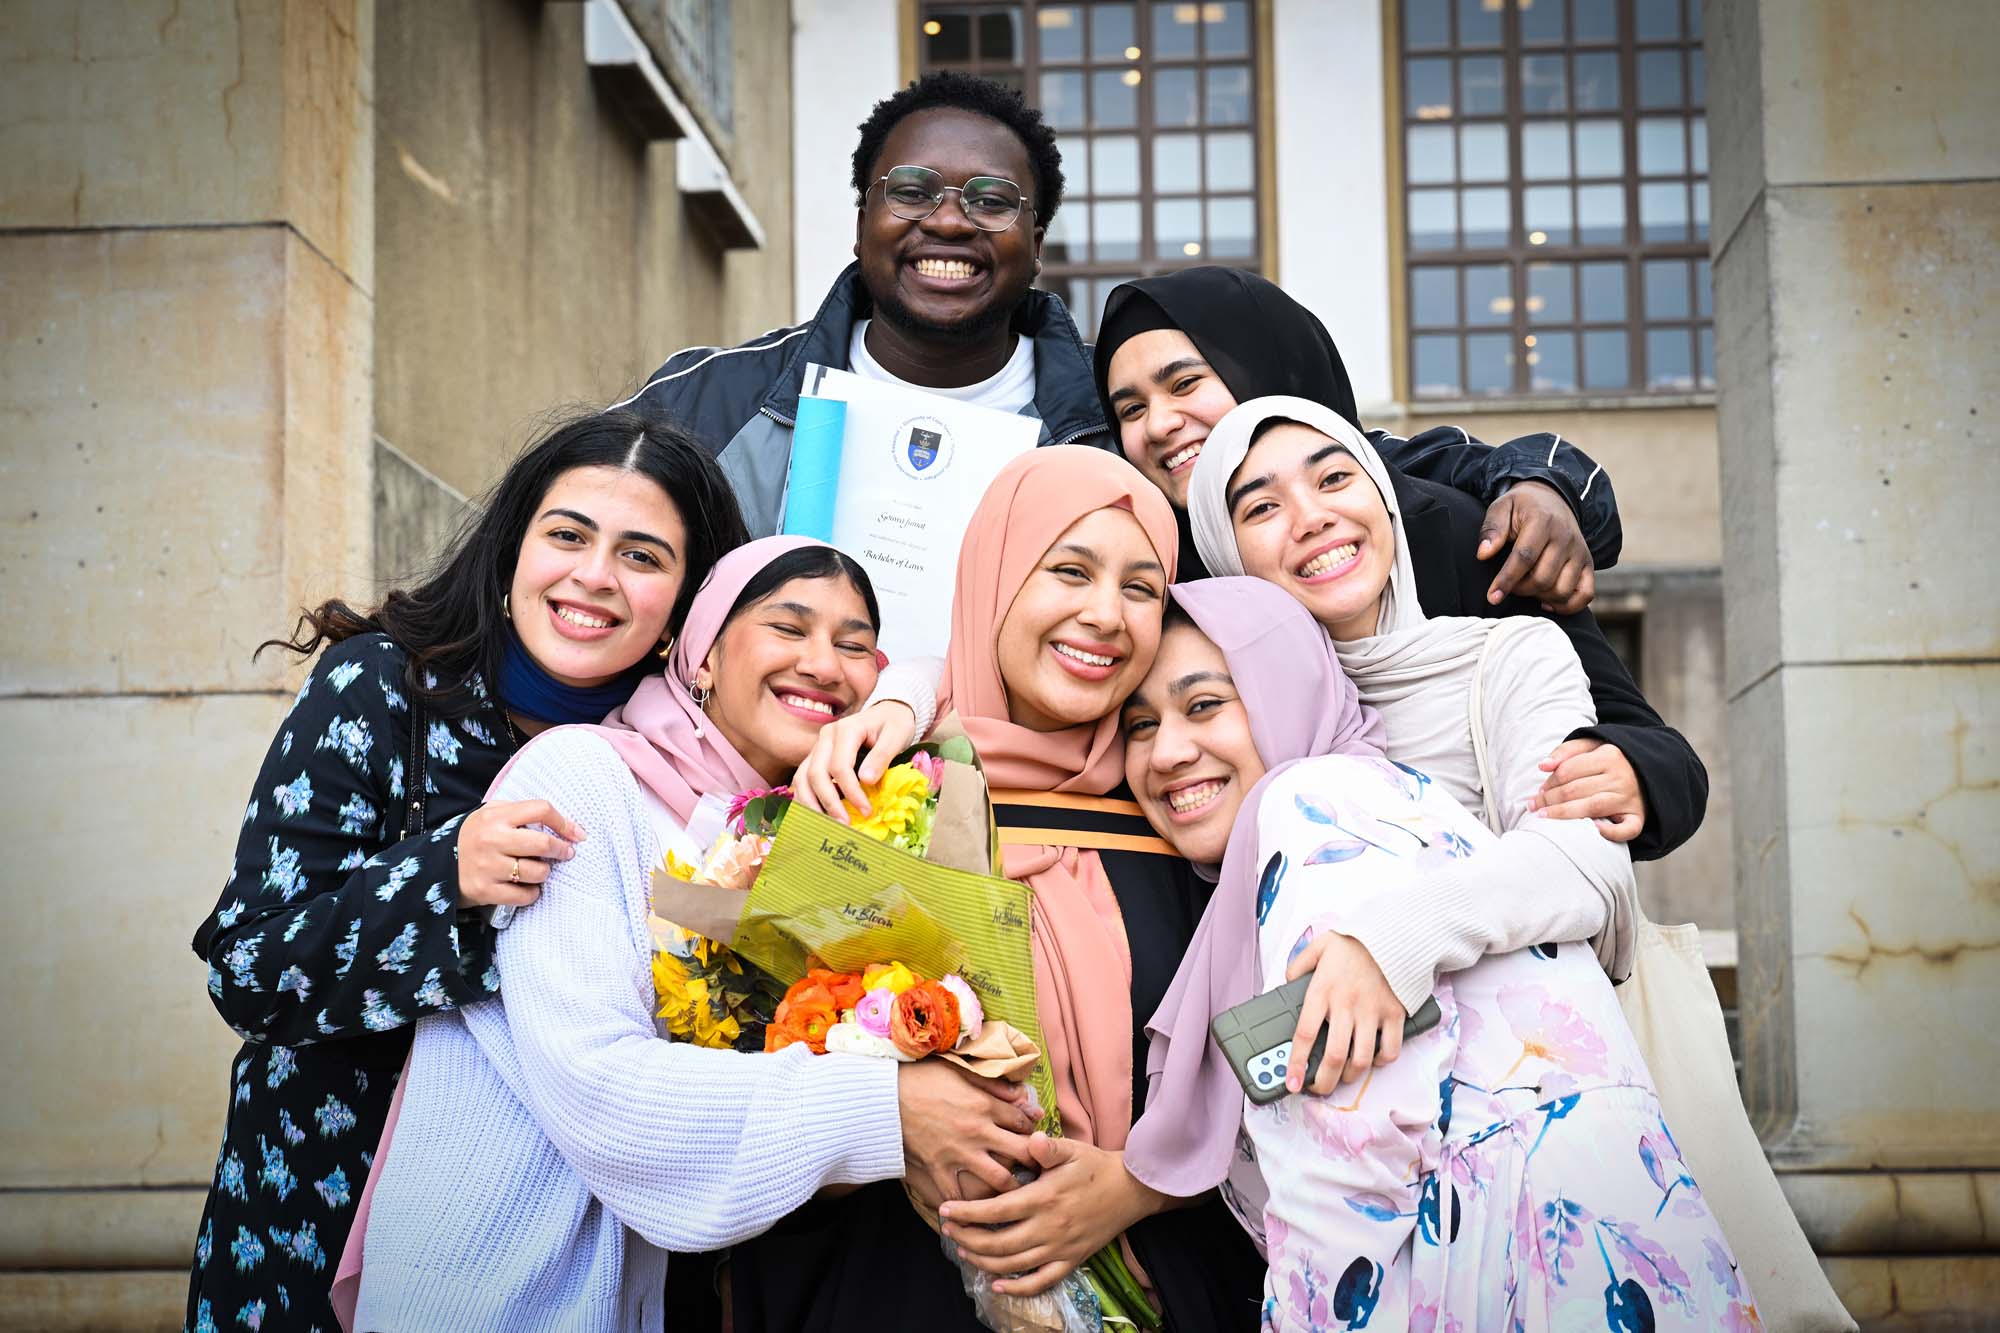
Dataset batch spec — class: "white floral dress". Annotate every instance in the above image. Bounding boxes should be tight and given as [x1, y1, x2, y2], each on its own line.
[1227, 756, 1761, 1333]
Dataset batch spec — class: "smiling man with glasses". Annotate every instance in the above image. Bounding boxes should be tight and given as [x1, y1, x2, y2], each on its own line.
[623, 72, 1103, 541]
[623, 73, 1612, 621]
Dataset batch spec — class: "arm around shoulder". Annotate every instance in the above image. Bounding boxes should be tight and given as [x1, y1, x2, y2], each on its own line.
[1342, 619, 1636, 1008]
[1374, 425, 1623, 569]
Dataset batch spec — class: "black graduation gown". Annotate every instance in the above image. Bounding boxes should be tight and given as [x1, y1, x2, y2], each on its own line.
[719, 788, 1264, 1333]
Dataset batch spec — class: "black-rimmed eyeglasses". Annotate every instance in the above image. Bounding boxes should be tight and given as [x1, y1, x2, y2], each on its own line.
[866, 165, 1033, 232]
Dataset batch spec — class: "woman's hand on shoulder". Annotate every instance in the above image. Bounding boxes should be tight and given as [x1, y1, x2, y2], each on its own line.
[455, 800, 586, 908]
[1531, 738, 1645, 842]
[937, 1134, 1164, 1297]
[1478, 481, 1595, 613]
[1287, 929, 1407, 1094]
[789, 700, 917, 820]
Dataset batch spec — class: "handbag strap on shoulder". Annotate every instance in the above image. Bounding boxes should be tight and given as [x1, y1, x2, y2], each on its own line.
[1468, 617, 1535, 835]
[401, 689, 431, 841]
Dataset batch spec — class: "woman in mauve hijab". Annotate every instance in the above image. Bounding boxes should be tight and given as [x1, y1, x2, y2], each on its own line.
[1117, 570, 1753, 1332]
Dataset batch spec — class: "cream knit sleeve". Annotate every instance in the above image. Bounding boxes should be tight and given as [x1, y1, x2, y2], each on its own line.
[1344, 618, 1639, 1015]
[478, 731, 905, 1251]
[866, 655, 943, 740]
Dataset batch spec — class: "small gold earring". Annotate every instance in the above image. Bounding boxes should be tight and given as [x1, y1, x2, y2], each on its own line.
[656, 638, 673, 660]
[502, 593, 512, 619]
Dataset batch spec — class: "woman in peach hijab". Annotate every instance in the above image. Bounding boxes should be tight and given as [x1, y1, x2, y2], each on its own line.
[727, 447, 1260, 1332]
[936, 446, 1265, 1328]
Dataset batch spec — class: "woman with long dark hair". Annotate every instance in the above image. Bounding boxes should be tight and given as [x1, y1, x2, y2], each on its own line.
[181, 408, 961, 1333]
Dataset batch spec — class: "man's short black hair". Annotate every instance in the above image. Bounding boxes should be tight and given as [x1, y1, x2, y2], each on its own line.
[850, 71, 1066, 225]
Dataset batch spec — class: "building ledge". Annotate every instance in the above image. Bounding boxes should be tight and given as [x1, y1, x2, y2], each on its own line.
[581, 0, 763, 250]
[1378, 391, 1718, 418]
[677, 135, 765, 250]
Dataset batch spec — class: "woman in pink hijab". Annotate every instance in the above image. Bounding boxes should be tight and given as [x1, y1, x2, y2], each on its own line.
[341, 537, 1037, 1333]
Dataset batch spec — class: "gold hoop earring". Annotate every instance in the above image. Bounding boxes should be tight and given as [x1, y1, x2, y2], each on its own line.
[656, 638, 674, 660]
[502, 593, 512, 619]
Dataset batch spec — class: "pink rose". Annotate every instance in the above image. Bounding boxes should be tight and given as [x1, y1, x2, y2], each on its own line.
[701, 833, 770, 890]
[855, 987, 896, 1038]
[909, 751, 945, 792]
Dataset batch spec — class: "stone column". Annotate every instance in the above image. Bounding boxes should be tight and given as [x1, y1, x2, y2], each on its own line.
[1708, 1, 2000, 1324]
[0, 2, 372, 1325]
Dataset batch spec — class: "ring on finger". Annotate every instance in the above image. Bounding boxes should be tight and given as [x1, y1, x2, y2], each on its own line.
[509, 856, 522, 884]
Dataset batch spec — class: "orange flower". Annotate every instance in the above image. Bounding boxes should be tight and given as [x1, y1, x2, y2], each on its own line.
[776, 978, 835, 1018]
[766, 991, 839, 1054]
[804, 967, 866, 1012]
[889, 979, 961, 1059]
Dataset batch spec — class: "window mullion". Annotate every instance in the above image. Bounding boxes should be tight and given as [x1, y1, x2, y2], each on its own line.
[1505, 0, 1527, 394]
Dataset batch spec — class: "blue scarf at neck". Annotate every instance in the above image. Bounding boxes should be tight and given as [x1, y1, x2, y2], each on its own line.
[497, 628, 653, 726]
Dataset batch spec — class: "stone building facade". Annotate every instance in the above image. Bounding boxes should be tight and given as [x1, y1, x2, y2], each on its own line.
[1, 1, 1994, 1328]
[1, 1, 792, 1324]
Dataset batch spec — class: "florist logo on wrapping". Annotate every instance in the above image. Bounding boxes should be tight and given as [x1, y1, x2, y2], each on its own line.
[891, 416, 952, 480]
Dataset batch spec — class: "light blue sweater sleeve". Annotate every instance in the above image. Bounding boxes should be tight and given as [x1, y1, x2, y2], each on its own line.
[481, 731, 905, 1250]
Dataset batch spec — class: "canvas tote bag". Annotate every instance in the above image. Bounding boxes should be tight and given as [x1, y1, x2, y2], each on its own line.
[1469, 619, 1853, 1332]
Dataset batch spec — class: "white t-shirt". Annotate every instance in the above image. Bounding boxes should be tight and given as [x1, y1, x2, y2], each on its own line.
[848, 319, 1037, 415]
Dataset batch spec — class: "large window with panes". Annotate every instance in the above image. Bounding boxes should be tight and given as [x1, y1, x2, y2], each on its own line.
[1400, 0, 1712, 398]
[919, 1, 1263, 338]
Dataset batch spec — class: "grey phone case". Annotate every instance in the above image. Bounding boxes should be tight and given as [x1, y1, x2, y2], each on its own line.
[1211, 976, 1444, 1105]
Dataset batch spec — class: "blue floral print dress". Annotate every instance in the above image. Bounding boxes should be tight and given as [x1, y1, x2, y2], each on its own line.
[184, 634, 517, 1333]
[1226, 756, 1760, 1333]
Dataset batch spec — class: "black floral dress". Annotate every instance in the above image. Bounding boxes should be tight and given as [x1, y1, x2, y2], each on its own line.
[184, 633, 518, 1333]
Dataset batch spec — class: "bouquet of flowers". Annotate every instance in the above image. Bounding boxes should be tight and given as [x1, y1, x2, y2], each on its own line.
[648, 748, 956, 1053]
[648, 783, 801, 1052]
[648, 727, 1155, 1333]
[765, 960, 981, 1058]
[760, 961, 1158, 1333]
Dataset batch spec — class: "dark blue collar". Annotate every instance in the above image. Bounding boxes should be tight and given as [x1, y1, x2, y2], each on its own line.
[497, 628, 651, 726]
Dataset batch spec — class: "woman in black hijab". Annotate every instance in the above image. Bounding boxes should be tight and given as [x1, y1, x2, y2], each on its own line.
[1091, 266, 1708, 866]
[1094, 268, 1366, 582]
[1096, 267, 1366, 440]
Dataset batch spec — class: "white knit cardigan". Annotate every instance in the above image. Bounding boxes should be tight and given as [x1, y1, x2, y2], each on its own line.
[354, 729, 904, 1333]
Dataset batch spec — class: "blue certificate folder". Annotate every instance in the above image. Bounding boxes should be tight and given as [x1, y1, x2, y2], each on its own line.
[781, 395, 846, 541]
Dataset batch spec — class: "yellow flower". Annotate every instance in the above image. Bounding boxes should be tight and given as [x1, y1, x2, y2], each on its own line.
[692, 1005, 741, 1048]
[846, 764, 931, 843]
[862, 960, 919, 994]
[653, 950, 691, 998]
[653, 953, 700, 1037]
[660, 848, 703, 882]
